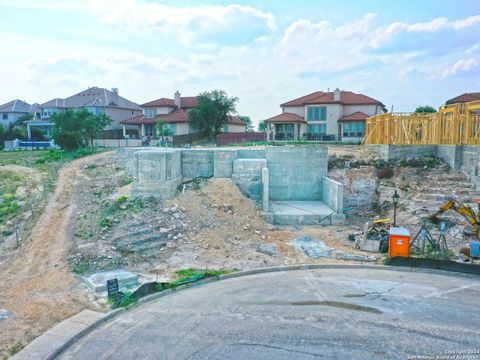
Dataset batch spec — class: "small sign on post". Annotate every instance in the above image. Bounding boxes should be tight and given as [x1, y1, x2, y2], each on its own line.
[107, 278, 119, 298]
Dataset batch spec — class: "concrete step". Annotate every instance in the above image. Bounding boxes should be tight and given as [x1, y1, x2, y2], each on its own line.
[117, 234, 169, 253]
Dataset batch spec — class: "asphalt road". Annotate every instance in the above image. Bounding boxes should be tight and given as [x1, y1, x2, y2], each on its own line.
[59, 268, 480, 360]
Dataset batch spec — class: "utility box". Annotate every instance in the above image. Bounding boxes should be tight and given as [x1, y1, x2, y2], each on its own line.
[388, 227, 410, 257]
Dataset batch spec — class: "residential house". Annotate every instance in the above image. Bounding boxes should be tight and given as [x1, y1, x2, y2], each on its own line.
[120, 91, 246, 138]
[445, 92, 480, 105]
[265, 88, 386, 142]
[0, 99, 39, 128]
[26, 87, 142, 139]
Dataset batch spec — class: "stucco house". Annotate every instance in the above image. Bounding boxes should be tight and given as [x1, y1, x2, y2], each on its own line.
[0, 99, 39, 128]
[120, 91, 246, 138]
[445, 92, 480, 105]
[25, 87, 142, 139]
[265, 88, 386, 142]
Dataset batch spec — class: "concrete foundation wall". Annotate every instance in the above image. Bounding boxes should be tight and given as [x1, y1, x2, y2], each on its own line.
[181, 150, 214, 178]
[322, 177, 344, 214]
[214, 150, 238, 178]
[132, 150, 182, 199]
[237, 149, 266, 159]
[265, 146, 328, 201]
[232, 159, 267, 200]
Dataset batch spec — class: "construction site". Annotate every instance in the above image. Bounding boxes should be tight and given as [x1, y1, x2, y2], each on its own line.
[1, 121, 480, 358]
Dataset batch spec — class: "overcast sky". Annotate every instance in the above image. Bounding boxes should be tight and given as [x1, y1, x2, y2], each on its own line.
[1, 0, 479, 126]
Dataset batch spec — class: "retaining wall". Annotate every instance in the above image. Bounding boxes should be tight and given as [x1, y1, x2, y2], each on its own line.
[265, 146, 328, 201]
[367, 144, 480, 189]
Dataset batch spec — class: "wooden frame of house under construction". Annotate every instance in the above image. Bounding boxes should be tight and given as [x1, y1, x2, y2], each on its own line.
[363, 100, 480, 145]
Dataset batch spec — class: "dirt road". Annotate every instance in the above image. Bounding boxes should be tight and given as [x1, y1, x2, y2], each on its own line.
[0, 153, 111, 358]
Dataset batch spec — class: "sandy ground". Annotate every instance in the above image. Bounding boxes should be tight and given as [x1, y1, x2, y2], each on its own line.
[0, 153, 111, 358]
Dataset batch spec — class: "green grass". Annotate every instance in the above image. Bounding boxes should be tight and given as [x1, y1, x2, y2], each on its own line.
[0, 170, 24, 223]
[0, 148, 112, 172]
[171, 268, 238, 285]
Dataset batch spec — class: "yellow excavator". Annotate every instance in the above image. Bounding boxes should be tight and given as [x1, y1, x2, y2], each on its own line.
[429, 199, 480, 258]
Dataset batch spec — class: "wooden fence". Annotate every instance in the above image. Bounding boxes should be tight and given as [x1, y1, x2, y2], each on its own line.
[364, 100, 480, 145]
[172, 132, 208, 147]
[216, 132, 267, 145]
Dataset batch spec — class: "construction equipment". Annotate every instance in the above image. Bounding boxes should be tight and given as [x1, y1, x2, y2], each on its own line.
[429, 199, 480, 259]
[430, 199, 480, 237]
[353, 218, 391, 253]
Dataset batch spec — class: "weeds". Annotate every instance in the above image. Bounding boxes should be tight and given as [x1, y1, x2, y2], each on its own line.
[9, 343, 24, 356]
[72, 260, 91, 275]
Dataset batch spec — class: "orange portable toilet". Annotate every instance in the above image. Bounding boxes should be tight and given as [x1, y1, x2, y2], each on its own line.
[388, 227, 410, 257]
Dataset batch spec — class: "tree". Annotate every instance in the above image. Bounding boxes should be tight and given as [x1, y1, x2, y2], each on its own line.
[238, 115, 253, 132]
[258, 120, 267, 132]
[15, 113, 33, 124]
[415, 105, 436, 113]
[155, 117, 171, 141]
[188, 90, 238, 139]
[51, 109, 112, 151]
[82, 110, 112, 152]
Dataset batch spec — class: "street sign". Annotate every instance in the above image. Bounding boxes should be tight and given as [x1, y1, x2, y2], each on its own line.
[107, 278, 119, 297]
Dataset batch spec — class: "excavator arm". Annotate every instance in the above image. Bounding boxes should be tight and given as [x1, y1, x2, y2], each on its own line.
[430, 200, 480, 238]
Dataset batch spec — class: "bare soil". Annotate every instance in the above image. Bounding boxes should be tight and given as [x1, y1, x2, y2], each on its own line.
[0, 154, 109, 359]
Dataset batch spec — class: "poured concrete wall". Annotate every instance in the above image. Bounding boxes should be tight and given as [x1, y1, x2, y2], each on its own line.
[232, 158, 267, 200]
[265, 146, 327, 201]
[322, 177, 344, 214]
[181, 150, 214, 178]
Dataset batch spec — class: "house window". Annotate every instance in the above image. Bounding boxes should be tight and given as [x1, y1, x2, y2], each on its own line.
[144, 125, 154, 137]
[144, 108, 157, 118]
[2, 113, 7, 120]
[342, 122, 365, 137]
[223, 124, 229, 133]
[167, 124, 175, 136]
[307, 124, 326, 140]
[274, 123, 294, 140]
[42, 108, 59, 117]
[307, 106, 326, 121]
[84, 106, 103, 115]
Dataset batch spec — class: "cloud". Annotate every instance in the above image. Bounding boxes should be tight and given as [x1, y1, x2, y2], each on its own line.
[87, 0, 276, 46]
[438, 58, 479, 78]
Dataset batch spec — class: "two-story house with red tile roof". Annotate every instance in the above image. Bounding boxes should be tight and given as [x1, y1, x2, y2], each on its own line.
[265, 88, 386, 142]
[121, 91, 245, 138]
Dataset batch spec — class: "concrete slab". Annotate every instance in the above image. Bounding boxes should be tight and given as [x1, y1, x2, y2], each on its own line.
[269, 201, 337, 226]
[58, 268, 480, 360]
[82, 270, 138, 293]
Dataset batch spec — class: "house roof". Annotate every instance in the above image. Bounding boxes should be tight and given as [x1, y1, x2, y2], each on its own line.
[264, 112, 306, 123]
[141, 96, 198, 109]
[281, 91, 384, 107]
[41, 87, 140, 110]
[445, 92, 480, 105]
[120, 111, 245, 126]
[0, 99, 35, 113]
[338, 111, 369, 122]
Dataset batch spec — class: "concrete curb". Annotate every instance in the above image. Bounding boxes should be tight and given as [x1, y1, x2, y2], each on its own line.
[12, 263, 480, 359]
